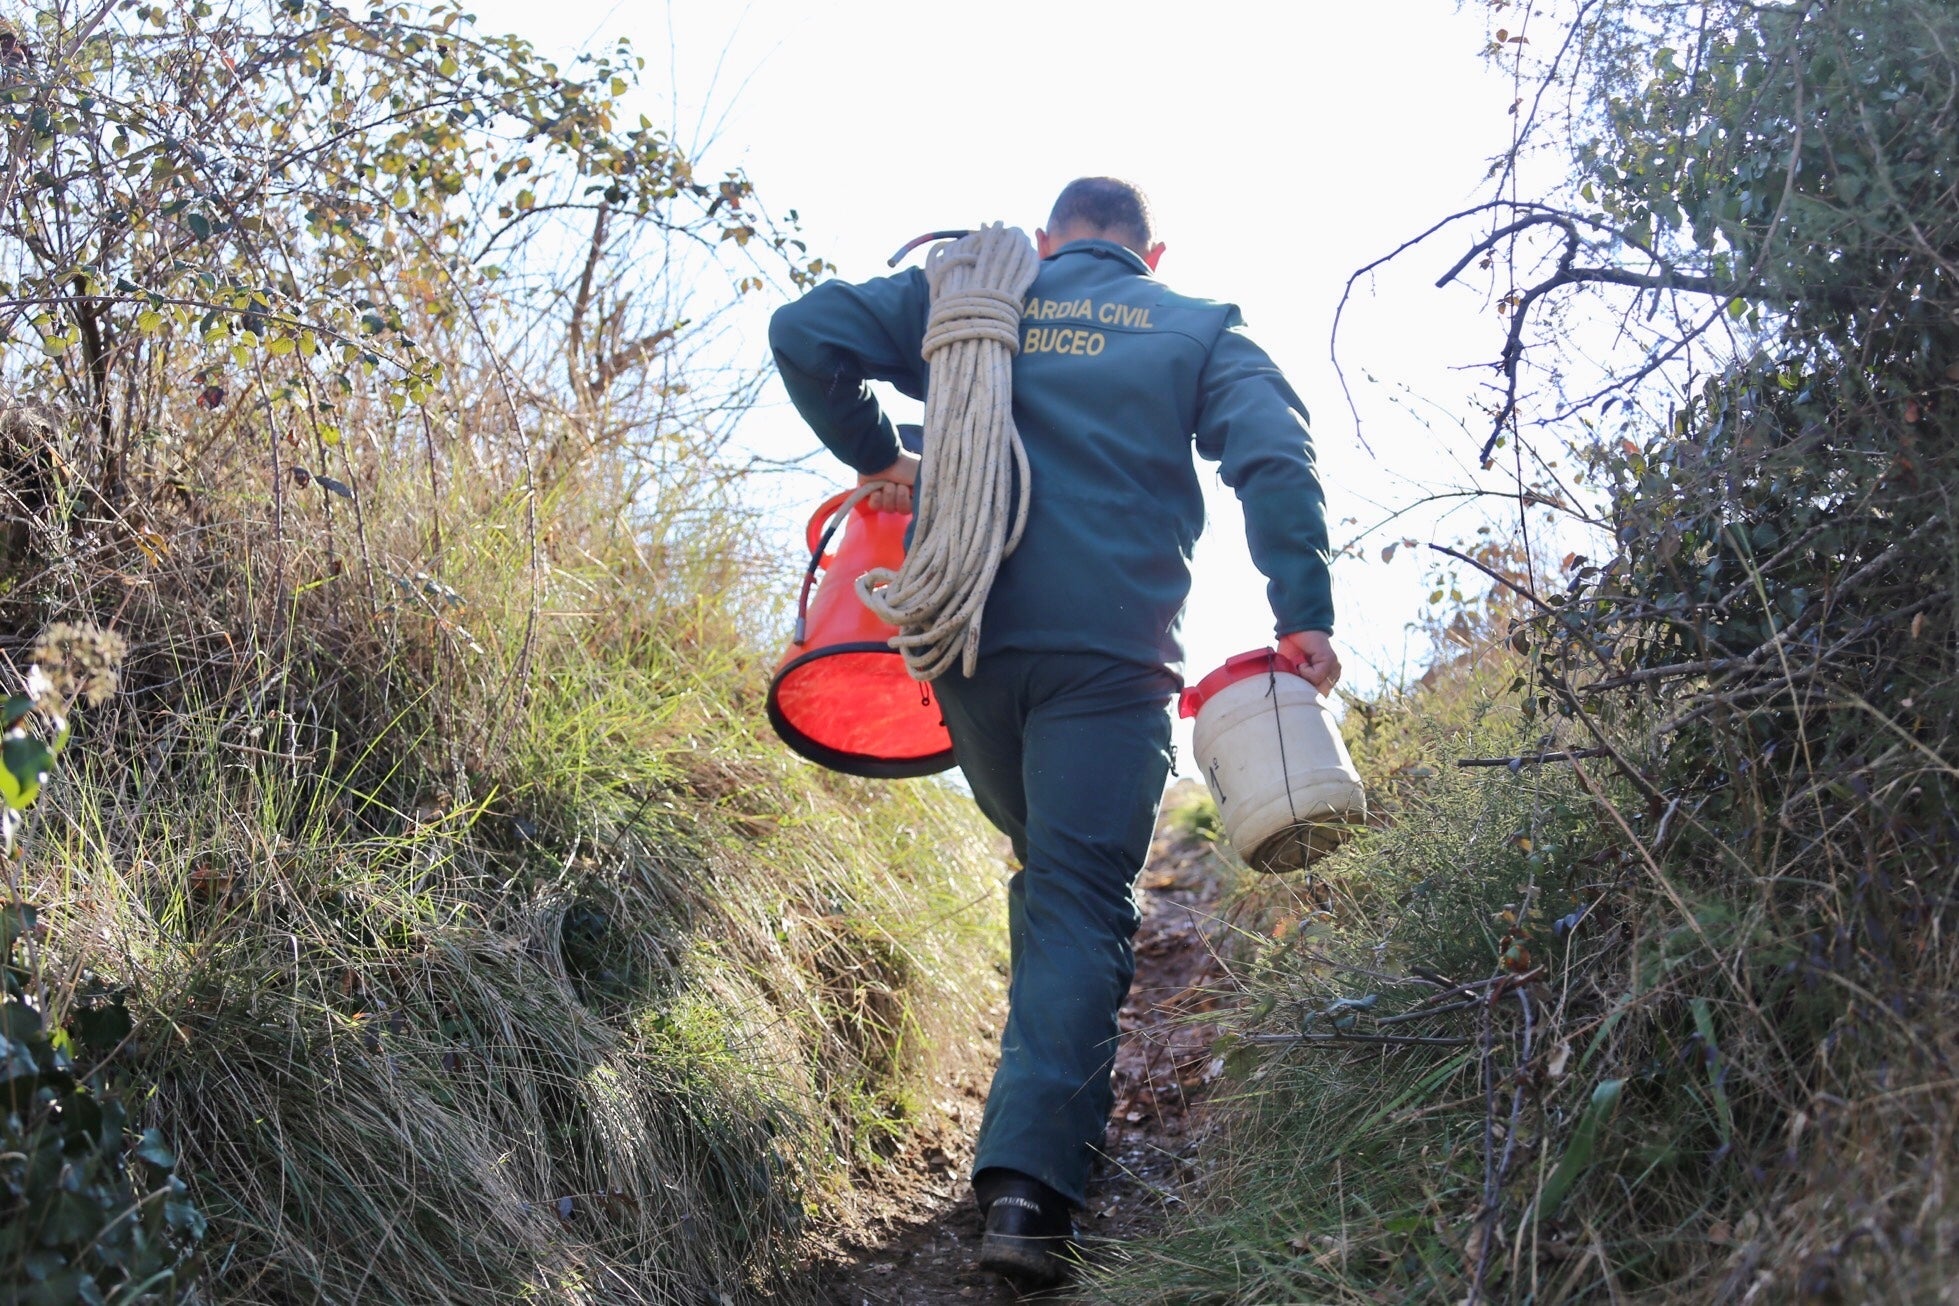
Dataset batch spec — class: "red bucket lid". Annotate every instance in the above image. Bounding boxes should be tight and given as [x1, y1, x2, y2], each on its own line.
[1177, 647, 1305, 719]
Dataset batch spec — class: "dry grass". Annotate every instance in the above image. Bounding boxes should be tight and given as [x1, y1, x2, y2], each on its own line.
[1091, 634, 1958, 1304]
[2, 379, 1005, 1303]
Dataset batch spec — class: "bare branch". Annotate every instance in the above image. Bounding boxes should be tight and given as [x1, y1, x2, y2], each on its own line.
[1427, 542, 1555, 616]
[1456, 749, 1608, 768]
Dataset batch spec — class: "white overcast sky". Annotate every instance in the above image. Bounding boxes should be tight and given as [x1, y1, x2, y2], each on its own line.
[465, 0, 1556, 723]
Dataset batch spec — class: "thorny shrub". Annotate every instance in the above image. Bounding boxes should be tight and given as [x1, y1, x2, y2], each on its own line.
[1428, 1, 1956, 1297]
[1098, 2, 1959, 1301]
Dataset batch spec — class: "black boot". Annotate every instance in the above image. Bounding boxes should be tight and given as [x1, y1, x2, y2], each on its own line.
[975, 1168, 1077, 1292]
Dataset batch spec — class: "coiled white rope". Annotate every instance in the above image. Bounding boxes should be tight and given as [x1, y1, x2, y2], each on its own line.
[855, 223, 1040, 680]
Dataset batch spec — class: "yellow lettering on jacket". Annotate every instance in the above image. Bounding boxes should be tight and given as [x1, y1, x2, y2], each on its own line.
[1022, 327, 1107, 356]
[1022, 297, 1095, 321]
[1096, 302, 1155, 329]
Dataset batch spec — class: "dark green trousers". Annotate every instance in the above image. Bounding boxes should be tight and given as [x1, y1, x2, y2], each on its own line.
[935, 651, 1177, 1206]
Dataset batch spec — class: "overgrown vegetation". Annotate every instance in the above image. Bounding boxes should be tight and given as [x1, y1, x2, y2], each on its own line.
[2, 623, 206, 1306]
[1, 2, 997, 1302]
[1100, 1, 1959, 1300]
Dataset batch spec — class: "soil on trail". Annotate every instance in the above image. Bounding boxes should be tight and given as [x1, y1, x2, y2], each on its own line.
[809, 785, 1233, 1303]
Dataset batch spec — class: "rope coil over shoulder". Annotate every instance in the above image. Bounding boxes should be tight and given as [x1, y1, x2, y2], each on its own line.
[856, 223, 1040, 680]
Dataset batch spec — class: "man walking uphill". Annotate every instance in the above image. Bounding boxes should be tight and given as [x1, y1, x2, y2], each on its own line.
[770, 177, 1340, 1290]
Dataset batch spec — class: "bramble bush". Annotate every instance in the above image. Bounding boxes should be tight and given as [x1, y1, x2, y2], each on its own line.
[1098, 3, 1959, 1301]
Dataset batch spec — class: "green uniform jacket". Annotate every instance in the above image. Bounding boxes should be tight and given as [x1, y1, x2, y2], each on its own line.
[769, 238, 1333, 672]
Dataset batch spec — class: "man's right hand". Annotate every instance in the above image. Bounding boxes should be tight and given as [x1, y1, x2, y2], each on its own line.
[858, 450, 920, 514]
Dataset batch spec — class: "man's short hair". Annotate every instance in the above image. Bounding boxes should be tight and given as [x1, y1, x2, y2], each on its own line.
[1045, 177, 1155, 254]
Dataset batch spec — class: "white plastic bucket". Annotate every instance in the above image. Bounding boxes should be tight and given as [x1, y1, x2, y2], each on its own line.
[1179, 649, 1367, 872]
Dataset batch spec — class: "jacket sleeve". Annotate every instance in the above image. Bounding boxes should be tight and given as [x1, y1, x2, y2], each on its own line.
[768, 269, 932, 476]
[1192, 311, 1336, 636]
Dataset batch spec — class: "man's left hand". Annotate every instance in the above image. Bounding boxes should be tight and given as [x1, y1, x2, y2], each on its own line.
[1278, 630, 1341, 695]
[857, 451, 920, 514]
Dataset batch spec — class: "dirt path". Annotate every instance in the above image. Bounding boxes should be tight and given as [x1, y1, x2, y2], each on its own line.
[809, 785, 1231, 1303]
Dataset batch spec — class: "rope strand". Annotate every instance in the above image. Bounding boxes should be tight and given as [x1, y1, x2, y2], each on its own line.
[856, 223, 1039, 680]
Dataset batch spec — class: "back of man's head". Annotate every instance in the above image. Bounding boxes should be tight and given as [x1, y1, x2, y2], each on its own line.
[1044, 177, 1156, 256]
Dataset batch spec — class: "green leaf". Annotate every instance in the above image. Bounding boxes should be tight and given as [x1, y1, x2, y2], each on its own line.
[1691, 997, 1735, 1146]
[67, 1001, 133, 1054]
[17, 1265, 83, 1303]
[40, 1190, 102, 1245]
[133, 1128, 176, 1172]
[1536, 1077, 1624, 1219]
[1, 903, 36, 954]
[2, 1031, 45, 1082]
[1, 737, 55, 811]
[1, 695, 32, 730]
[165, 1195, 207, 1238]
[1, 997, 46, 1042]
[60, 1090, 102, 1143]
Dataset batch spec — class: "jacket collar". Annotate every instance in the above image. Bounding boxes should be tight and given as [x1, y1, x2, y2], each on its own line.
[1045, 238, 1153, 276]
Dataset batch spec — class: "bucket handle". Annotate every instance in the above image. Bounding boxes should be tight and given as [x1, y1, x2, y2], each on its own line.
[1228, 647, 1305, 677]
[805, 489, 861, 559]
[794, 485, 881, 645]
[887, 229, 975, 268]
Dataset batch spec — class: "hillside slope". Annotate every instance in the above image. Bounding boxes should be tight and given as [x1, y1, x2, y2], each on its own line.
[3, 393, 1006, 1303]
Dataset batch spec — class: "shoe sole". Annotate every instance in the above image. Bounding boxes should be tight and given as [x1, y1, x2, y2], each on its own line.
[979, 1231, 1073, 1291]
